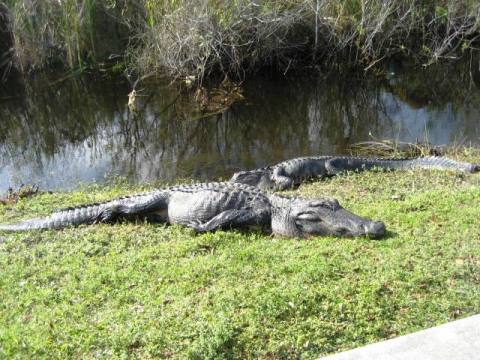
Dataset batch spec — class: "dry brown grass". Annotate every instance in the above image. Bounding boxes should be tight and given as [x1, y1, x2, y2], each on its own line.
[2, 0, 480, 80]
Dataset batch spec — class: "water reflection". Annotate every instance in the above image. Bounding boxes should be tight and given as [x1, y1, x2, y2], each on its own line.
[1, 61, 479, 191]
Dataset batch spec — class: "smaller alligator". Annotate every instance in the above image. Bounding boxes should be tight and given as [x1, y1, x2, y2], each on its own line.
[230, 156, 480, 191]
[0, 182, 385, 239]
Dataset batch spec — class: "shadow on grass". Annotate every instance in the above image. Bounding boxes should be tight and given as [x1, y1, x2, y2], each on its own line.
[369, 229, 398, 241]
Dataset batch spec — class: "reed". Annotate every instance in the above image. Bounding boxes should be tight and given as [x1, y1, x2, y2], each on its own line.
[3, 0, 136, 71]
[2, 0, 480, 80]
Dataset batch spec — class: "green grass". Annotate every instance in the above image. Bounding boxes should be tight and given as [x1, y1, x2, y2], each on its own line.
[1, 152, 480, 359]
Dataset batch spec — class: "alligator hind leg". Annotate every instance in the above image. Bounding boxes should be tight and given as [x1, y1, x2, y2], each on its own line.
[271, 167, 294, 190]
[186, 209, 264, 233]
[95, 193, 169, 224]
[94, 204, 122, 223]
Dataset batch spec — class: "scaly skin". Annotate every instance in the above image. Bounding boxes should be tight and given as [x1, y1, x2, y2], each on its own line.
[230, 156, 480, 190]
[0, 182, 386, 239]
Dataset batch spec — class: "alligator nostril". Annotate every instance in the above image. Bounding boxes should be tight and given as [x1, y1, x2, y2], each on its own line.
[364, 221, 386, 239]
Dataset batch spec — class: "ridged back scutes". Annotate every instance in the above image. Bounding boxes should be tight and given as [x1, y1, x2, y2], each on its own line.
[272, 155, 477, 171]
[167, 181, 265, 194]
[51, 182, 267, 215]
[267, 192, 305, 209]
[274, 155, 420, 167]
[54, 191, 156, 214]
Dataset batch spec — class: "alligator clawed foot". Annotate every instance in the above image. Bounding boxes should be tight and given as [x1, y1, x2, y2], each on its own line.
[95, 207, 118, 223]
[187, 219, 207, 233]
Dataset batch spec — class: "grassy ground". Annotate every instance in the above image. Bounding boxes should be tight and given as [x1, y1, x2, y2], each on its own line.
[1, 150, 480, 359]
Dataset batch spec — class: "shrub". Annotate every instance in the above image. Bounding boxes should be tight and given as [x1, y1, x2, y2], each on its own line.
[3, 0, 480, 79]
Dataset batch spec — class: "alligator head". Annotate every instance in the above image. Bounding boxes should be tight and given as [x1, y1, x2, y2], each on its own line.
[270, 195, 385, 239]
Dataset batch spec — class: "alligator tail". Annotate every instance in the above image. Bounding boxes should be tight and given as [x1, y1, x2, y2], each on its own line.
[352, 156, 479, 173]
[0, 203, 105, 231]
[412, 156, 479, 173]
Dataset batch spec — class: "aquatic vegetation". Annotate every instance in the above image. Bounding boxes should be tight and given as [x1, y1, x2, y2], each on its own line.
[1, 0, 479, 80]
[0, 1, 14, 80]
[135, 0, 480, 79]
[2, 0, 137, 71]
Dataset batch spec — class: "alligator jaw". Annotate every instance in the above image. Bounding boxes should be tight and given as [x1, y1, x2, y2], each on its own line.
[360, 220, 386, 239]
[326, 208, 386, 239]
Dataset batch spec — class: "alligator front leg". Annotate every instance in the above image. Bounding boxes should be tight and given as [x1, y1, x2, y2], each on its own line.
[271, 167, 295, 190]
[186, 209, 264, 233]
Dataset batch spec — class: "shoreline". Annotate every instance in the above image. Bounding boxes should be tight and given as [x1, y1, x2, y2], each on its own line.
[1, 150, 479, 358]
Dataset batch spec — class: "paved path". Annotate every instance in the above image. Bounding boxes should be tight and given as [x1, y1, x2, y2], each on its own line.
[321, 314, 480, 360]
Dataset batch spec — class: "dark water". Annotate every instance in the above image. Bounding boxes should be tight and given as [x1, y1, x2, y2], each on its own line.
[1, 61, 480, 191]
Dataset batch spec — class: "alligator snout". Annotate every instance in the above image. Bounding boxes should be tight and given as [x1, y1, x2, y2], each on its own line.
[362, 221, 386, 239]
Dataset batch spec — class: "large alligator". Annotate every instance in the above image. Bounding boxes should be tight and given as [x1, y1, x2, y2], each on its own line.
[0, 182, 385, 238]
[230, 156, 480, 190]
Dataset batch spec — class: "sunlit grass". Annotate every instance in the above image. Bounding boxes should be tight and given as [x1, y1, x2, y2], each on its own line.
[1, 151, 479, 358]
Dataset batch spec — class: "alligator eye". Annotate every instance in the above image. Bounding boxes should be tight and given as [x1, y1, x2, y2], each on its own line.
[297, 212, 320, 221]
[308, 200, 338, 211]
[323, 202, 338, 211]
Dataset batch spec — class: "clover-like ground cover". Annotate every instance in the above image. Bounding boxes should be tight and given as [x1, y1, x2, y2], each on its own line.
[1, 149, 479, 359]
